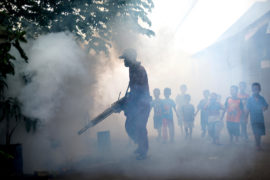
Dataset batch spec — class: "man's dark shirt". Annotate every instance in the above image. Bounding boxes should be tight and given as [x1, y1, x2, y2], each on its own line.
[128, 62, 150, 104]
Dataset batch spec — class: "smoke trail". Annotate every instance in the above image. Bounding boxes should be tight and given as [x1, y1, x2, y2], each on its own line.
[14, 32, 92, 122]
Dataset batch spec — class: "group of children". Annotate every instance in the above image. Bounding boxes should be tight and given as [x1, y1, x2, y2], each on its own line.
[151, 88, 177, 143]
[150, 85, 196, 143]
[150, 82, 269, 150]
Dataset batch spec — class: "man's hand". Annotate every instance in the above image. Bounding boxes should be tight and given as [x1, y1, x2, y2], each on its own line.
[114, 106, 122, 113]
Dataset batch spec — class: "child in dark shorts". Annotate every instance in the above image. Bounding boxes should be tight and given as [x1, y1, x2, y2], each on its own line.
[221, 85, 244, 143]
[150, 88, 163, 141]
[205, 93, 223, 145]
[247, 83, 268, 150]
[195, 90, 210, 137]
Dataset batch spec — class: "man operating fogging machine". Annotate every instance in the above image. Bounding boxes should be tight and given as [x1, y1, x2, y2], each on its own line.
[77, 48, 151, 160]
[118, 48, 151, 160]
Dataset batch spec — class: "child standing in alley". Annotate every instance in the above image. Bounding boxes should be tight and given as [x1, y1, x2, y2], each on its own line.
[161, 88, 178, 143]
[182, 94, 195, 140]
[150, 88, 163, 141]
[238, 81, 250, 141]
[175, 84, 188, 134]
[221, 85, 244, 143]
[195, 90, 210, 137]
[247, 83, 268, 150]
[205, 93, 224, 145]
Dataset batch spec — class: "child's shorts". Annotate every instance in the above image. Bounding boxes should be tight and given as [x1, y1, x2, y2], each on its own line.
[215, 121, 224, 132]
[227, 121, 240, 136]
[177, 113, 183, 126]
[184, 121, 194, 129]
[208, 121, 223, 138]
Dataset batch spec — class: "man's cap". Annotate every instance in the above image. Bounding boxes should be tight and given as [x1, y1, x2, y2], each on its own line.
[119, 48, 137, 61]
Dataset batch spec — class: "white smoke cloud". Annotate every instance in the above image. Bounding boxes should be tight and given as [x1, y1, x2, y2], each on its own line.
[3, 32, 101, 172]
[17, 32, 90, 122]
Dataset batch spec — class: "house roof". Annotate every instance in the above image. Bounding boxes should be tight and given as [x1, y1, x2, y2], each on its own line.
[217, 1, 270, 42]
[193, 1, 270, 58]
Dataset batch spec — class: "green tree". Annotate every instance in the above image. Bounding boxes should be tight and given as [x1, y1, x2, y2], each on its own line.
[0, 0, 155, 54]
[0, 12, 36, 145]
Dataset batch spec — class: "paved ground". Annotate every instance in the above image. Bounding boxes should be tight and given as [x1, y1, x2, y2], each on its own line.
[54, 130, 270, 180]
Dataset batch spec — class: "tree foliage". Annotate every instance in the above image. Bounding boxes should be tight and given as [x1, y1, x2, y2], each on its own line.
[0, 0, 155, 54]
[0, 12, 35, 145]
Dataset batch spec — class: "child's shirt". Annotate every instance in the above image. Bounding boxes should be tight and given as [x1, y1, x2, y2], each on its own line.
[182, 104, 195, 122]
[238, 92, 249, 105]
[205, 101, 222, 123]
[162, 98, 176, 120]
[224, 97, 243, 123]
[197, 98, 208, 121]
[151, 99, 163, 119]
[238, 92, 249, 122]
[247, 94, 268, 123]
